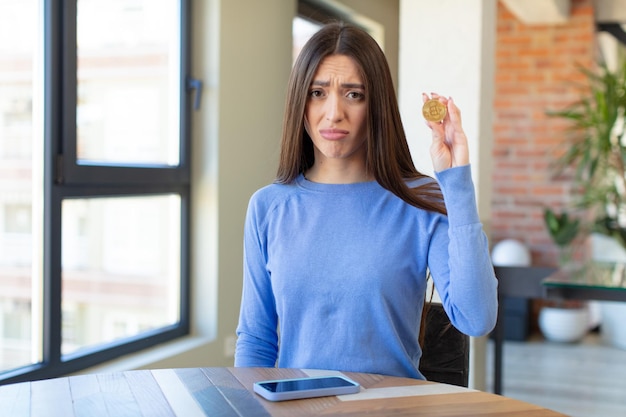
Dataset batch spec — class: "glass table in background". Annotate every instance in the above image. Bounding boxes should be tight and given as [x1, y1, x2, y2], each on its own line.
[543, 261, 626, 302]
[492, 262, 626, 395]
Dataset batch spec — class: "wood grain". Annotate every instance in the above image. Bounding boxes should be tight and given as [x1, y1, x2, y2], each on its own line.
[0, 367, 568, 416]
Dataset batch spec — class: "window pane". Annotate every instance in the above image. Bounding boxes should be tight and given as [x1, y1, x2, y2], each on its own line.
[76, 0, 180, 166]
[0, 0, 40, 373]
[61, 195, 181, 355]
[293, 16, 322, 62]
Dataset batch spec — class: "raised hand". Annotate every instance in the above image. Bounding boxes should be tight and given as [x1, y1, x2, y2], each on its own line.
[422, 93, 470, 172]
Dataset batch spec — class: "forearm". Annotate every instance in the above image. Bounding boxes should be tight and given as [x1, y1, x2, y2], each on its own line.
[431, 165, 498, 335]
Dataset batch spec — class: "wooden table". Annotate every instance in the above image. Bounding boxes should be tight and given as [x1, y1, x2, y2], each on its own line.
[0, 367, 566, 416]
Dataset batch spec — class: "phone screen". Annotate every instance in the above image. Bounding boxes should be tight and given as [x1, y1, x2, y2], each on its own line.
[259, 376, 356, 393]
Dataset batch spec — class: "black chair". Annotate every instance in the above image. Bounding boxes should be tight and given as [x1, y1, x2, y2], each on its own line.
[418, 303, 470, 387]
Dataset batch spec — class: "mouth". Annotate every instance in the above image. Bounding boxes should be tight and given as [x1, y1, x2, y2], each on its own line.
[319, 128, 349, 140]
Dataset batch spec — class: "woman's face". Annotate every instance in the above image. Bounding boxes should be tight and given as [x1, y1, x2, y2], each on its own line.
[304, 54, 368, 169]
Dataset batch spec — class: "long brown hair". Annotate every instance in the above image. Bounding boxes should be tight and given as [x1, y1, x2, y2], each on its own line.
[277, 22, 446, 215]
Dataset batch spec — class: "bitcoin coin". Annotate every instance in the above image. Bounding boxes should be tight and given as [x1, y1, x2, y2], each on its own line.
[422, 99, 447, 122]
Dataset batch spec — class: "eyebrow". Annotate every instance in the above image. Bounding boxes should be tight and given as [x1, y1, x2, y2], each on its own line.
[310, 80, 365, 89]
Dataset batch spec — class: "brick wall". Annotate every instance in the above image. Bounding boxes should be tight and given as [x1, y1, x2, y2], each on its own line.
[492, 0, 596, 266]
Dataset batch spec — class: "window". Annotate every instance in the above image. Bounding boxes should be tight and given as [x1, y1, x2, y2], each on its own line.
[294, 0, 385, 57]
[0, 0, 192, 384]
[293, 16, 323, 62]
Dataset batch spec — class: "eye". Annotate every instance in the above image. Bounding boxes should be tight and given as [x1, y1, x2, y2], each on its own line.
[347, 91, 365, 100]
[308, 89, 324, 98]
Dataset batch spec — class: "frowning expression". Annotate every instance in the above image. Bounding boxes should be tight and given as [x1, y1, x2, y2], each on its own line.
[304, 54, 368, 166]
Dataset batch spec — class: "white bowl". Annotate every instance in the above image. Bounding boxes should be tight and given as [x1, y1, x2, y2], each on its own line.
[538, 306, 590, 343]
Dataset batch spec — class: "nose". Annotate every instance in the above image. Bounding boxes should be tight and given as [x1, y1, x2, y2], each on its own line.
[324, 93, 344, 122]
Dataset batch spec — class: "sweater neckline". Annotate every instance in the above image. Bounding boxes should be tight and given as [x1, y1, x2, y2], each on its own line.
[296, 173, 379, 193]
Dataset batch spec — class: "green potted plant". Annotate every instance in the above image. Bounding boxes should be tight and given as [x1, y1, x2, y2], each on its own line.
[548, 55, 626, 248]
[543, 207, 580, 266]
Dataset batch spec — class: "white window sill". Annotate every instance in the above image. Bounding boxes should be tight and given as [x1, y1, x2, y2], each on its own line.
[71, 335, 220, 376]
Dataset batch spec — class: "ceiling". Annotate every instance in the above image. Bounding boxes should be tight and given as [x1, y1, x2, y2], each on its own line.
[501, 0, 626, 45]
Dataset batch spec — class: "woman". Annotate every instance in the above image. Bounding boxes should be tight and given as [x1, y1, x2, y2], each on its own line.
[234, 22, 497, 379]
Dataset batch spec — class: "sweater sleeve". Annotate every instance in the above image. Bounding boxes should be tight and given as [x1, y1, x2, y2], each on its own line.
[234, 192, 279, 367]
[429, 165, 498, 336]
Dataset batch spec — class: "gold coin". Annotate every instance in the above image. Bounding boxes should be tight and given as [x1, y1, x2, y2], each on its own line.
[422, 99, 447, 122]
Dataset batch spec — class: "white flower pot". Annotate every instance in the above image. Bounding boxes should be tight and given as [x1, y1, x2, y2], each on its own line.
[600, 302, 626, 350]
[538, 306, 590, 343]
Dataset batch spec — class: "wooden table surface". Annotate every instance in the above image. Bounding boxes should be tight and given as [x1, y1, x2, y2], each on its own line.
[0, 367, 566, 416]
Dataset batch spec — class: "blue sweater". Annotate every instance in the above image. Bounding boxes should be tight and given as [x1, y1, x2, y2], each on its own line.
[235, 165, 498, 379]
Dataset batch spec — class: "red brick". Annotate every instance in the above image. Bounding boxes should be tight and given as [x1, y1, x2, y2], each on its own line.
[492, 0, 595, 266]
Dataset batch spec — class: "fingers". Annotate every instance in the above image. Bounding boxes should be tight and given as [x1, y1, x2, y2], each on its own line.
[421, 92, 469, 169]
[422, 92, 447, 104]
[446, 96, 458, 113]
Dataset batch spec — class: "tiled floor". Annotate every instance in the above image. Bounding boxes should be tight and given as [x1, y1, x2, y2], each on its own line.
[485, 333, 626, 417]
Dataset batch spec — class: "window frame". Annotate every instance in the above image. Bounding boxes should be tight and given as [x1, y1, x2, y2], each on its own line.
[297, 0, 385, 49]
[0, 0, 192, 385]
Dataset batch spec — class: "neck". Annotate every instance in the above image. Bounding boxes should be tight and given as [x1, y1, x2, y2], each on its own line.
[305, 163, 374, 184]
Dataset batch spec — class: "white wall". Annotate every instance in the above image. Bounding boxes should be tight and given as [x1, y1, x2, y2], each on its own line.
[398, 0, 497, 390]
[187, 0, 296, 365]
[399, 0, 495, 218]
